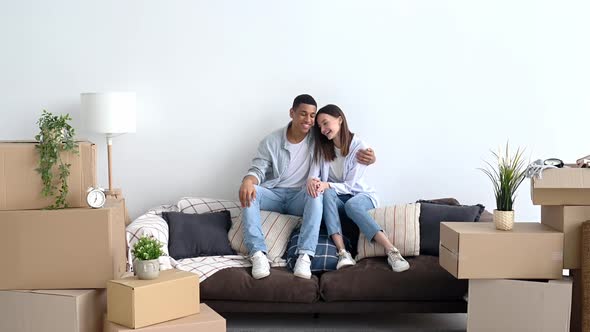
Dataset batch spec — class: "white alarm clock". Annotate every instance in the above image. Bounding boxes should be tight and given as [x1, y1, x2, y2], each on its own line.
[86, 187, 106, 208]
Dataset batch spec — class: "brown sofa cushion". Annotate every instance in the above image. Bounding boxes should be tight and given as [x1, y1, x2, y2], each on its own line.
[200, 266, 320, 303]
[320, 256, 467, 302]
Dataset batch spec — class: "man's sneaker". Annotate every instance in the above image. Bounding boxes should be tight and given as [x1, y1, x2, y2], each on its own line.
[387, 248, 410, 272]
[336, 250, 356, 270]
[250, 251, 270, 279]
[293, 254, 312, 279]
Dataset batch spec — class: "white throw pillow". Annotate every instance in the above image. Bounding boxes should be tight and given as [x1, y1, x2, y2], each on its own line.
[228, 210, 301, 264]
[356, 203, 421, 259]
[177, 197, 241, 218]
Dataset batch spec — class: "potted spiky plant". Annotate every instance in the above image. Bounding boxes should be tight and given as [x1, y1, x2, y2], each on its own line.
[479, 143, 527, 231]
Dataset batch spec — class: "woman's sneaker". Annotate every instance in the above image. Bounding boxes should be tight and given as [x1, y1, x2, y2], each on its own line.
[387, 249, 410, 272]
[336, 250, 356, 269]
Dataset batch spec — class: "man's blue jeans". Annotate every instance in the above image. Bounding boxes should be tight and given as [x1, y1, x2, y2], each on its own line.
[242, 185, 323, 257]
[322, 188, 381, 241]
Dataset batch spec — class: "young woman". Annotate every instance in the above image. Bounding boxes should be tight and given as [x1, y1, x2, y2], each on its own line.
[307, 104, 410, 272]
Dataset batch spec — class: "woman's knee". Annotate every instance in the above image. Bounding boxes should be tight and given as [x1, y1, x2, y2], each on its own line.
[323, 188, 337, 199]
[344, 199, 362, 216]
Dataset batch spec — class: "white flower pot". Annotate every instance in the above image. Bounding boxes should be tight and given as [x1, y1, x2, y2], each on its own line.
[133, 259, 160, 280]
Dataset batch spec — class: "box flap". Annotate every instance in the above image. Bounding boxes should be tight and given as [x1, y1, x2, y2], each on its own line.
[29, 290, 95, 298]
[439, 222, 460, 253]
[533, 168, 590, 189]
[109, 270, 198, 289]
[439, 244, 458, 278]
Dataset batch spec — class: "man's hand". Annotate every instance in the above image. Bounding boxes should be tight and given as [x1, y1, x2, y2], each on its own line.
[356, 148, 376, 165]
[239, 176, 258, 208]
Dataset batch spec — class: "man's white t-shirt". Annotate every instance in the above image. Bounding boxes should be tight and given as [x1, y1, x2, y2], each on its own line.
[328, 147, 345, 183]
[276, 139, 311, 188]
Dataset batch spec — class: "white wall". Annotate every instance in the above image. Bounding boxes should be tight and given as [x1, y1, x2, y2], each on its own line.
[1, 0, 589, 220]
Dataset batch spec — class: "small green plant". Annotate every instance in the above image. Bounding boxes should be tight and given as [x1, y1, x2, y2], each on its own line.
[132, 236, 165, 261]
[35, 110, 78, 209]
[479, 142, 527, 211]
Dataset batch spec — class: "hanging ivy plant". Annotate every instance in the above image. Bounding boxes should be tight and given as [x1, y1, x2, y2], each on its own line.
[35, 110, 78, 209]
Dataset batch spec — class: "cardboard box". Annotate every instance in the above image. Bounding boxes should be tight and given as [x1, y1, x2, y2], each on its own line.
[541, 206, 590, 269]
[467, 279, 572, 332]
[107, 269, 200, 329]
[0, 200, 127, 289]
[0, 289, 106, 332]
[439, 222, 563, 279]
[107, 196, 131, 226]
[531, 167, 590, 205]
[0, 141, 96, 210]
[104, 303, 225, 332]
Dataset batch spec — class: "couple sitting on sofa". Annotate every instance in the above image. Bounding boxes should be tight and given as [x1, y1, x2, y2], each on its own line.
[238, 94, 410, 280]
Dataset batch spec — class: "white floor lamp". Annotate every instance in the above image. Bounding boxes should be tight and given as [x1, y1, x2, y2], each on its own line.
[81, 92, 136, 198]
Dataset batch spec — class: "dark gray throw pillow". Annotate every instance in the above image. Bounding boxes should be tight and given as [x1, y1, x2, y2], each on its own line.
[418, 202, 484, 256]
[162, 210, 235, 259]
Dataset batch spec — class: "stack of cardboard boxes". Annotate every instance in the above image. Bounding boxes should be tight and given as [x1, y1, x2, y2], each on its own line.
[439, 166, 590, 331]
[534, 167, 590, 332]
[0, 141, 126, 332]
[0, 141, 225, 332]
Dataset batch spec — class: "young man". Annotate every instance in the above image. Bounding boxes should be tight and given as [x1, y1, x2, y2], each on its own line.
[239, 94, 375, 280]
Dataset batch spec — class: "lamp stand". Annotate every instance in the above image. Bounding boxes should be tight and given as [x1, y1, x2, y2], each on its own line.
[105, 135, 123, 199]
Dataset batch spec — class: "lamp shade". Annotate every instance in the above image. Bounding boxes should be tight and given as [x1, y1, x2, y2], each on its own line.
[81, 92, 136, 134]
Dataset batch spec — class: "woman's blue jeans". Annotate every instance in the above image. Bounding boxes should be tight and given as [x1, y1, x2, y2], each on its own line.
[322, 188, 381, 241]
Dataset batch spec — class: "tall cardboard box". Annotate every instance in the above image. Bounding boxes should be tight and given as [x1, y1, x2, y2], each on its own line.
[439, 222, 563, 279]
[467, 279, 572, 332]
[541, 206, 590, 269]
[107, 269, 200, 329]
[531, 167, 590, 205]
[0, 200, 127, 289]
[104, 304, 225, 332]
[0, 289, 106, 332]
[0, 141, 96, 210]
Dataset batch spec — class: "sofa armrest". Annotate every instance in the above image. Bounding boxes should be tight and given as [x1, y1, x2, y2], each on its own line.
[126, 205, 177, 271]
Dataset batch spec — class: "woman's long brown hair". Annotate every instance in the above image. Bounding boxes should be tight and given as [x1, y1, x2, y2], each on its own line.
[313, 104, 354, 162]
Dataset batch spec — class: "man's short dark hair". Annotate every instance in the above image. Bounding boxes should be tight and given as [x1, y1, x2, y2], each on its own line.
[292, 94, 317, 109]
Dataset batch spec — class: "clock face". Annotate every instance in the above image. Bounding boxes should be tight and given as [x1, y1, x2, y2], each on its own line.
[544, 158, 563, 168]
[87, 189, 106, 208]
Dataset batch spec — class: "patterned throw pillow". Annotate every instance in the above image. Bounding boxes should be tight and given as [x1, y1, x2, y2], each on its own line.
[177, 197, 301, 264]
[356, 203, 421, 260]
[285, 227, 352, 273]
[228, 210, 301, 264]
[177, 197, 241, 218]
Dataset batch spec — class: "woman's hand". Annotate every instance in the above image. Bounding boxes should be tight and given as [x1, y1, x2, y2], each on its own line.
[316, 181, 330, 195]
[307, 178, 321, 198]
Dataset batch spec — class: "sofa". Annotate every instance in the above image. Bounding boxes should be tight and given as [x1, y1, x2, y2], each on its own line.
[126, 197, 491, 315]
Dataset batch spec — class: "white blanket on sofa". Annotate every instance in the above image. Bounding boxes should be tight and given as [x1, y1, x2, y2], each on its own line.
[126, 202, 287, 282]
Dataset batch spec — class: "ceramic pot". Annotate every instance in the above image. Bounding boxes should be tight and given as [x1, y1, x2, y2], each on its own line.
[133, 259, 160, 280]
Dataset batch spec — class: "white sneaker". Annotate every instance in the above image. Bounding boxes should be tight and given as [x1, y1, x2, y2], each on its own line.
[336, 250, 356, 270]
[250, 251, 270, 279]
[387, 248, 410, 272]
[293, 254, 312, 279]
